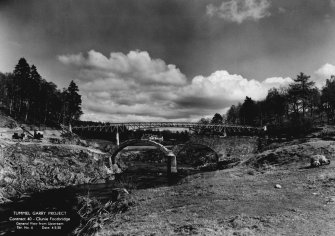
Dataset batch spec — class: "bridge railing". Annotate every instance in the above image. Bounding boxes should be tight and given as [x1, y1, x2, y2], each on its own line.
[72, 122, 261, 129]
[71, 122, 264, 134]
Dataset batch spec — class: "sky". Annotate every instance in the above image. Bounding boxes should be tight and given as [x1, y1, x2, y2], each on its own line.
[1, 0, 335, 122]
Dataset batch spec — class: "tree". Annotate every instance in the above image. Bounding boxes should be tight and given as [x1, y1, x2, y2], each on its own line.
[321, 76, 335, 123]
[308, 88, 321, 119]
[0, 73, 9, 108]
[13, 58, 31, 117]
[239, 97, 258, 125]
[3, 73, 16, 115]
[227, 105, 240, 124]
[287, 72, 315, 118]
[65, 80, 83, 124]
[211, 113, 223, 124]
[198, 117, 211, 124]
[264, 88, 287, 124]
[0, 58, 81, 126]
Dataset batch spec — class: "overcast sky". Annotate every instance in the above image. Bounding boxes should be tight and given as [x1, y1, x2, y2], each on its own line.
[1, 0, 335, 122]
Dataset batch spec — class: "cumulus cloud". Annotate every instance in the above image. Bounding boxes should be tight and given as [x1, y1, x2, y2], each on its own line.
[59, 50, 292, 122]
[314, 63, 335, 88]
[315, 63, 335, 79]
[58, 50, 187, 85]
[262, 77, 293, 89]
[176, 71, 292, 109]
[206, 0, 271, 23]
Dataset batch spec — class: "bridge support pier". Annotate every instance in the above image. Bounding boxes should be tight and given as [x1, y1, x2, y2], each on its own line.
[166, 152, 177, 176]
[109, 156, 113, 167]
[116, 126, 120, 146]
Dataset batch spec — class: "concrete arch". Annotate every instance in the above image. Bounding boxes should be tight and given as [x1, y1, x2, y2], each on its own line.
[110, 139, 170, 163]
[172, 142, 218, 156]
[110, 139, 177, 175]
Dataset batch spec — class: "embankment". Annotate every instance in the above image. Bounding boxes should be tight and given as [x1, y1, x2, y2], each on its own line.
[0, 143, 120, 203]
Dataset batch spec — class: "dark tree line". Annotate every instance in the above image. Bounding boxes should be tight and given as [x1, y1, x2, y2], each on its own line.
[0, 58, 82, 126]
[204, 73, 335, 136]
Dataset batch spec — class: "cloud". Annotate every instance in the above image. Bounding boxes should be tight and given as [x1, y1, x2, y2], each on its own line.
[59, 50, 190, 121]
[58, 50, 187, 85]
[206, 0, 271, 23]
[176, 71, 292, 109]
[315, 63, 335, 78]
[262, 77, 293, 88]
[278, 7, 286, 14]
[314, 63, 335, 87]
[330, 0, 335, 8]
[59, 50, 292, 122]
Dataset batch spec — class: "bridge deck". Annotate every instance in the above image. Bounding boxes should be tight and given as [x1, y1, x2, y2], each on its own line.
[72, 122, 264, 134]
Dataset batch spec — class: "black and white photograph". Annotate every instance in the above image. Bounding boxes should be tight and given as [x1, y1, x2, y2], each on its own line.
[1, 0, 335, 235]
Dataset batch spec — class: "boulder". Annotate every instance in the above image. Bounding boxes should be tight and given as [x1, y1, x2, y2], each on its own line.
[112, 164, 122, 174]
[275, 184, 282, 189]
[111, 188, 129, 202]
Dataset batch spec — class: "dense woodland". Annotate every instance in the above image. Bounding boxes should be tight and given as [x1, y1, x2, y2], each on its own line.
[0, 58, 82, 126]
[205, 73, 335, 136]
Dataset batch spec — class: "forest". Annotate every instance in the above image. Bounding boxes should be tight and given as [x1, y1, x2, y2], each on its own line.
[207, 73, 335, 136]
[0, 58, 82, 126]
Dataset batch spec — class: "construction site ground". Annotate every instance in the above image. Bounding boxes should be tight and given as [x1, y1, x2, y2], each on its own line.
[97, 138, 335, 236]
[1, 112, 335, 235]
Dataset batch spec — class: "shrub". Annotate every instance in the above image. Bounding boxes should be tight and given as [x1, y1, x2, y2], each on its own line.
[267, 117, 315, 138]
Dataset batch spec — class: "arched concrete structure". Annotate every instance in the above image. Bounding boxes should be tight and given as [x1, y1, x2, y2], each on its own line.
[107, 135, 259, 175]
[110, 139, 177, 176]
[172, 135, 259, 162]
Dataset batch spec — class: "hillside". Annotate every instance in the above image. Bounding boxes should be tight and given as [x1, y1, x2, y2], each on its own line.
[0, 113, 120, 203]
[95, 137, 335, 236]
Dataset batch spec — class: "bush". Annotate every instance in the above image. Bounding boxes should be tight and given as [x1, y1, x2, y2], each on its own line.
[74, 190, 135, 236]
[267, 117, 315, 138]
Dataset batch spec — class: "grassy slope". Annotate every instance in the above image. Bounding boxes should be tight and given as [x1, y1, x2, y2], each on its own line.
[97, 139, 335, 236]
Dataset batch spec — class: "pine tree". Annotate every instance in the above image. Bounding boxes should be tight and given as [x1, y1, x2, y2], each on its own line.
[321, 76, 335, 123]
[240, 97, 258, 125]
[65, 80, 83, 124]
[13, 58, 31, 119]
[288, 72, 315, 118]
[28, 65, 42, 122]
[227, 105, 240, 124]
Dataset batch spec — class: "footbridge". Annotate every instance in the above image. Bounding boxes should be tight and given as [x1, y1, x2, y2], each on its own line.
[71, 122, 264, 176]
[72, 122, 263, 139]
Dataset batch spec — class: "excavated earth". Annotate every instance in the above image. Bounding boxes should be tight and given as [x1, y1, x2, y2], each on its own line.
[0, 143, 118, 203]
[95, 137, 335, 236]
[0, 113, 120, 203]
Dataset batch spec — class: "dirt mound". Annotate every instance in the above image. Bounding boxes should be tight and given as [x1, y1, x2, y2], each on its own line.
[0, 143, 119, 203]
[312, 125, 335, 140]
[246, 139, 335, 168]
[0, 113, 18, 129]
